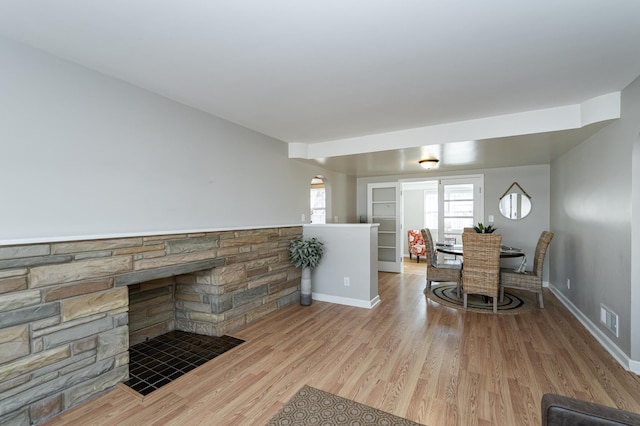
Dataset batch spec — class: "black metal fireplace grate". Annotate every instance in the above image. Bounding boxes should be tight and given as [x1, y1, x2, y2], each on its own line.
[124, 330, 245, 396]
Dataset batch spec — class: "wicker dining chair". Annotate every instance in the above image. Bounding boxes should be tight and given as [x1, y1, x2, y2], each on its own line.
[421, 228, 462, 295]
[462, 232, 502, 313]
[500, 231, 554, 308]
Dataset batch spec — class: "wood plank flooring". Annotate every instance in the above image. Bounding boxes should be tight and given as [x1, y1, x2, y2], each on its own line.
[44, 259, 640, 425]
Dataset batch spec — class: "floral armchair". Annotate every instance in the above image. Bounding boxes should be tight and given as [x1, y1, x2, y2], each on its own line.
[407, 229, 426, 263]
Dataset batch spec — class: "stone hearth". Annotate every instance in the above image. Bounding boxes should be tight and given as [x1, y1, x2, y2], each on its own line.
[0, 226, 302, 425]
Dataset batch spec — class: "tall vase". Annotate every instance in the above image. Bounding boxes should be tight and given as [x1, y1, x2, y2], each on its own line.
[300, 267, 312, 306]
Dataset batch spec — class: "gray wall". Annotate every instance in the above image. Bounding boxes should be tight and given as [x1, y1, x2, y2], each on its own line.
[633, 123, 640, 363]
[550, 74, 640, 359]
[303, 224, 379, 307]
[485, 165, 551, 274]
[0, 36, 356, 244]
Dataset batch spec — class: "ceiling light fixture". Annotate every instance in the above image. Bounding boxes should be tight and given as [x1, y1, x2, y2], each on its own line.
[419, 158, 439, 170]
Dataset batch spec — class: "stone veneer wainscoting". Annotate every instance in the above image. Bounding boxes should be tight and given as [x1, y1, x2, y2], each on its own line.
[0, 226, 302, 425]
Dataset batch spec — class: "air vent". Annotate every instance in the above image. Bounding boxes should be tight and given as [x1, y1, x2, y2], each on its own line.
[600, 304, 619, 337]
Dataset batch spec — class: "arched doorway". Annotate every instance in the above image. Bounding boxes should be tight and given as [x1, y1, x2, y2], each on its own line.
[310, 176, 327, 224]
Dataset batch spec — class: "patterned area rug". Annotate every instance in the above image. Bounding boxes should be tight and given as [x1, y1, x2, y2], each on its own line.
[426, 283, 535, 314]
[267, 385, 423, 425]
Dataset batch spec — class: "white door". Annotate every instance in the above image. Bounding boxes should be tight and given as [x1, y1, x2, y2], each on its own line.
[437, 176, 484, 244]
[368, 183, 402, 273]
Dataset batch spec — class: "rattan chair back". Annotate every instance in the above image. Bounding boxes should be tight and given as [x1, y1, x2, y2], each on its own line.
[462, 232, 502, 298]
[500, 230, 554, 308]
[420, 228, 461, 291]
[532, 231, 554, 278]
[420, 228, 437, 266]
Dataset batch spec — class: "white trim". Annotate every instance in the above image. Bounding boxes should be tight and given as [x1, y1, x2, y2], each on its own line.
[0, 223, 304, 247]
[304, 223, 379, 228]
[312, 293, 381, 309]
[399, 174, 485, 186]
[548, 283, 640, 375]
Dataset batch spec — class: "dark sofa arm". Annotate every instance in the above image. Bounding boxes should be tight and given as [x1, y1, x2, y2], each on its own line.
[542, 393, 640, 425]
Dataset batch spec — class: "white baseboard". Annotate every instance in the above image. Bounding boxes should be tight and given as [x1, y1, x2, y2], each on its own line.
[312, 293, 381, 309]
[548, 284, 640, 375]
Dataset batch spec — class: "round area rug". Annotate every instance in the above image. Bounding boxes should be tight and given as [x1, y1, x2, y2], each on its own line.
[426, 283, 535, 314]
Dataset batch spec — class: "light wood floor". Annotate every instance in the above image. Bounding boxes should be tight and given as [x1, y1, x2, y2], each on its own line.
[45, 259, 640, 425]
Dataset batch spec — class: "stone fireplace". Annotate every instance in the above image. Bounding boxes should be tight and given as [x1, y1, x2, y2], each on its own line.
[0, 226, 302, 425]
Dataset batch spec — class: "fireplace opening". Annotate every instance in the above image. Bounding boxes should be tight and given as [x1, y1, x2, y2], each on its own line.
[126, 275, 245, 396]
[124, 330, 244, 395]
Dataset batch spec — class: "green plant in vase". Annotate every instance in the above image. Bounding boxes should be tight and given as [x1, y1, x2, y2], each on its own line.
[473, 222, 497, 233]
[289, 237, 324, 305]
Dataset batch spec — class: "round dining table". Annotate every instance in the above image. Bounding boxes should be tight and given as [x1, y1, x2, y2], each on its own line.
[436, 243, 525, 258]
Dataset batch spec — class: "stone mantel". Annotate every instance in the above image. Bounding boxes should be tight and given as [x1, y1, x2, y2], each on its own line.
[0, 226, 302, 425]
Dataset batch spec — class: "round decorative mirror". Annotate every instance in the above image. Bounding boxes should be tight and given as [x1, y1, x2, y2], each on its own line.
[499, 192, 532, 220]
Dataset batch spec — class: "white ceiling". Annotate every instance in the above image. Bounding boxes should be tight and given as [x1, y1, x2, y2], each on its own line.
[1, 1, 639, 176]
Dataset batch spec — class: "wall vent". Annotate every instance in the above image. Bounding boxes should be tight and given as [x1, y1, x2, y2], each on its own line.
[600, 304, 619, 337]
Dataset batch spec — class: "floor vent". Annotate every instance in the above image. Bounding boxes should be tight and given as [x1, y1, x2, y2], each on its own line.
[600, 304, 619, 337]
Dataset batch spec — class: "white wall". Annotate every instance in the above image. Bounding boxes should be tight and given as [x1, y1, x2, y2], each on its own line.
[0, 36, 356, 244]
